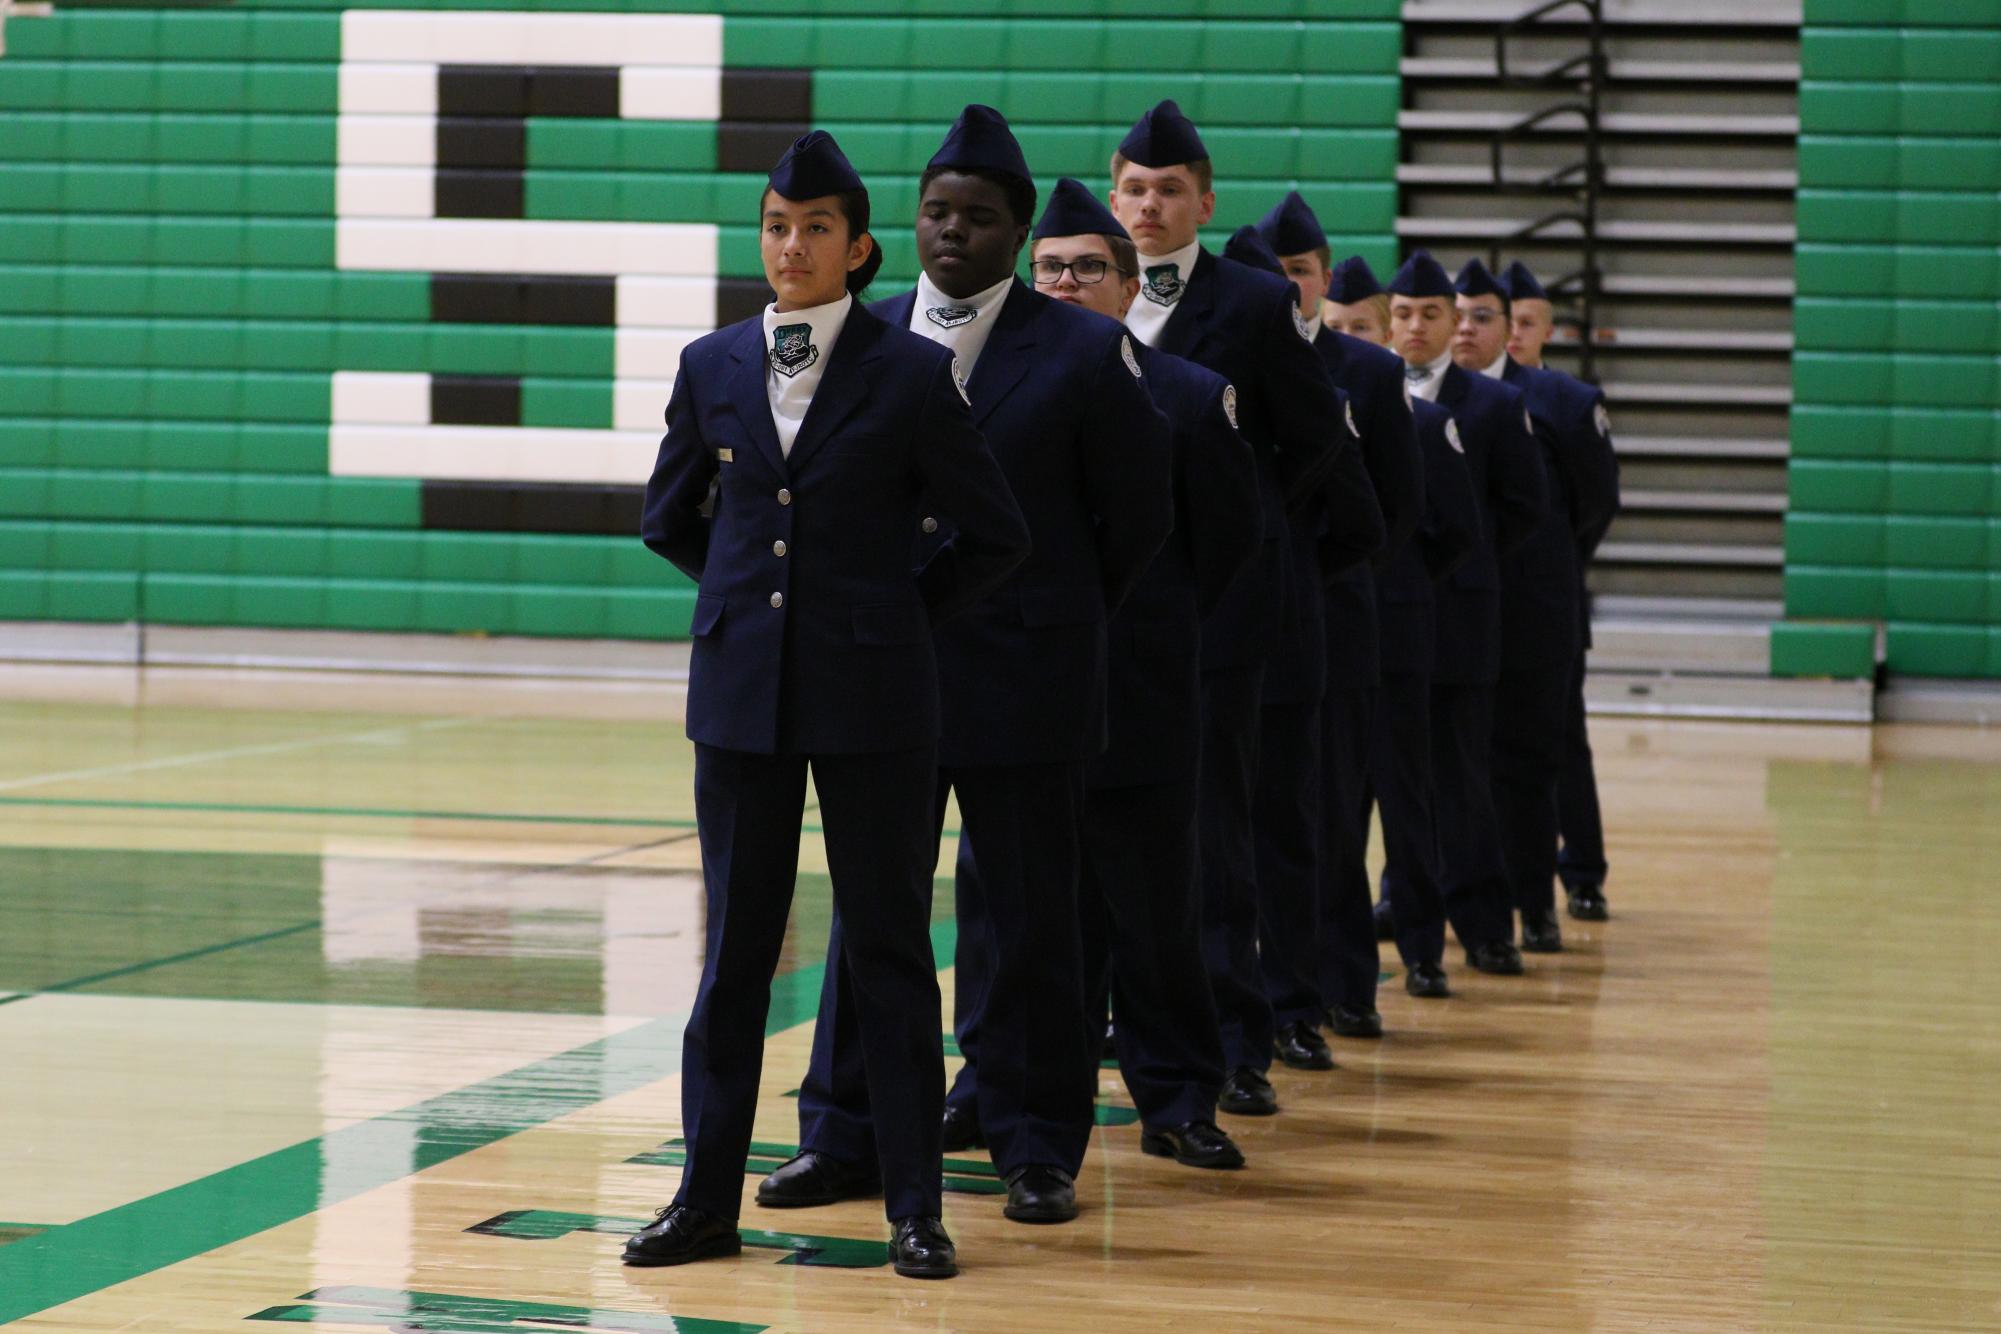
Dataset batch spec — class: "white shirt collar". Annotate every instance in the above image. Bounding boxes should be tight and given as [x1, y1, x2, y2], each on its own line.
[1126, 237, 1202, 346]
[1407, 348, 1453, 402]
[1479, 349, 1509, 380]
[761, 292, 852, 456]
[909, 271, 1012, 382]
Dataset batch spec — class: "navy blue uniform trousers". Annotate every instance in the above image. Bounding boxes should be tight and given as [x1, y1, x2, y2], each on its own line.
[679, 743, 944, 1223]
[1199, 664, 1272, 1072]
[800, 762, 1095, 1179]
[1493, 659, 1576, 922]
[1313, 683, 1382, 1011]
[1557, 647, 1608, 893]
[1079, 775, 1222, 1129]
[1429, 681, 1514, 951]
[1252, 695, 1324, 1035]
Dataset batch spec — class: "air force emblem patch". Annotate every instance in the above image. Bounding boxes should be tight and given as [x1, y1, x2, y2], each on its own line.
[1292, 306, 1317, 342]
[1222, 384, 1239, 430]
[769, 323, 817, 378]
[1121, 334, 1142, 380]
[1524, 407, 1535, 436]
[926, 305, 978, 329]
[1446, 418, 1464, 454]
[1142, 263, 1184, 307]
[950, 355, 970, 405]
[1345, 399, 1360, 439]
[1594, 401, 1612, 438]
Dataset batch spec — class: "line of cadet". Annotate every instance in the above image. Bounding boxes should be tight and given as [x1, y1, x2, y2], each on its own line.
[623, 99, 1621, 1280]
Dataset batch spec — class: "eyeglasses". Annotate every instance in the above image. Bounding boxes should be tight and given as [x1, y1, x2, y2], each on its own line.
[1460, 308, 1505, 326]
[1030, 257, 1128, 286]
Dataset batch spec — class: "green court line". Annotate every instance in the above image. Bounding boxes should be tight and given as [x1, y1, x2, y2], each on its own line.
[0, 921, 955, 1324]
[0, 796, 956, 841]
[0, 920, 324, 1011]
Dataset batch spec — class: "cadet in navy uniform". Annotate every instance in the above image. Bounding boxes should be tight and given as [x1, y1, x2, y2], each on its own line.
[1107, 100, 1372, 1116]
[1031, 178, 1261, 1170]
[1381, 251, 1546, 995]
[773, 107, 1173, 1226]
[1504, 259, 1617, 924]
[1321, 255, 1481, 1032]
[1453, 259, 1619, 952]
[1256, 199, 1424, 1052]
[623, 131, 1028, 1280]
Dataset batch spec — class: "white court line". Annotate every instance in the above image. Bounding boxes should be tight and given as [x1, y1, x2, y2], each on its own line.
[0, 717, 477, 795]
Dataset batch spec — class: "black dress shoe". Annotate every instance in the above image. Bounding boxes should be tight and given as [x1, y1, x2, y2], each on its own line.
[1521, 908, 1564, 953]
[754, 1150, 881, 1209]
[890, 1215, 957, 1278]
[1002, 1165, 1077, 1224]
[1566, 885, 1610, 921]
[1326, 1003, 1383, 1039]
[1465, 940, 1526, 976]
[1272, 1019, 1336, 1071]
[621, 1204, 740, 1267]
[1217, 1065, 1279, 1116]
[1373, 901, 1396, 941]
[1140, 1119, 1245, 1170]
[1404, 962, 1450, 998]
[940, 1102, 985, 1153]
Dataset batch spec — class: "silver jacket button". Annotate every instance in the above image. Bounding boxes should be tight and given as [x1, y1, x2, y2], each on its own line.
[773, 540, 787, 557]
[921, 517, 939, 534]
[777, 488, 792, 505]
[770, 592, 784, 609]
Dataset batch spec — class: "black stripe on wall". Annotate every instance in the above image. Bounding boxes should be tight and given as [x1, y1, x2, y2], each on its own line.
[431, 275, 618, 327]
[437, 117, 526, 170]
[720, 68, 811, 122]
[717, 121, 809, 173]
[438, 65, 621, 119]
[435, 170, 525, 219]
[431, 376, 523, 427]
[421, 481, 644, 536]
[716, 277, 775, 327]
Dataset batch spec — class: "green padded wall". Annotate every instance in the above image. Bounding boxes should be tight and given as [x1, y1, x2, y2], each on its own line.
[1787, 2, 2001, 679]
[0, 1, 1402, 643]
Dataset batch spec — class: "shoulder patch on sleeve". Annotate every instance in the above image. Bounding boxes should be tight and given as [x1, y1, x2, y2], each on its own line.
[1222, 383, 1239, 430]
[1122, 334, 1142, 380]
[1345, 398, 1361, 439]
[1594, 401, 1612, 438]
[1446, 418, 1464, 455]
[951, 355, 970, 405]
[1523, 407, 1534, 436]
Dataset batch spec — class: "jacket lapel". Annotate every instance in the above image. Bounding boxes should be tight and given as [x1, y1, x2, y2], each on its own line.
[1437, 363, 1468, 412]
[1157, 247, 1217, 358]
[965, 278, 1039, 426]
[785, 304, 881, 471]
[725, 321, 788, 479]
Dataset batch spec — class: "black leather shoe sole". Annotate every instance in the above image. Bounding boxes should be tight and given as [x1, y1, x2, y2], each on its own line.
[894, 1252, 958, 1279]
[1327, 1008, 1384, 1039]
[1520, 931, 1563, 954]
[1566, 892, 1610, 922]
[1404, 968, 1450, 999]
[1466, 945, 1526, 976]
[1273, 1038, 1335, 1071]
[1139, 1130, 1246, 1170]
[1217, 1086, 1279, 1117]
[755, 1162, 881, 1210]
[1003, 1192, 1078, 1224]
[621, 1230, 741, 1268]
[940, 1108, 985, 1154]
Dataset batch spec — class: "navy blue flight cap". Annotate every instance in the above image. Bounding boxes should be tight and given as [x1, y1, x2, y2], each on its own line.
[1033, 176, 1130, 242]
[1387, 250, 1455, 298]
[1256, 191, 1327, 258]
[1222, 224, 1284, 277]
[926, 103, 1033, 187]
[1454, 256, 1508, 301]
[768, 130, 864, 201]
[1118, 99, 1209, 169]
[1501, 260, 1548, 302]
[1326, 255, 1384, 304]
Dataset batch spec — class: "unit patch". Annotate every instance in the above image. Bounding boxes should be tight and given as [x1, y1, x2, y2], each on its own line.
[769, 323, 817, 377]
[1222, 384, 1239, 430]
[1595, 401, 1612, 438]
[1345, 399, 1360, 439]
[926, 304, 978, 329]
[1121, 334, 1142, 379]
[1446, 419, 1464, 454]
[1142, 263, 1184, 306]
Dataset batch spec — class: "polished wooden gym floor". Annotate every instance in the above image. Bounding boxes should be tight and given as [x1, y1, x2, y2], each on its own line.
[3, 664, 2000, 1332]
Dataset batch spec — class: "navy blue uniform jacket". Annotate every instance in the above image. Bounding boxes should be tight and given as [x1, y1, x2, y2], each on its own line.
[1315, 327, 1423, 687]
[1432, 364, 1547, 685]
[876, 279, 1174, 768]
[641, 302, 1030, 756]
[1156, 248, 1361, 673]
[1376, 396, 1482, 677]
[1499, 358, 1620, 671]
[1090, 342, 1261, 790]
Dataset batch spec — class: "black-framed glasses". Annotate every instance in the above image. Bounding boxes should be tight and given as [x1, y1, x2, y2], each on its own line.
[1030, 257, 1127, 286]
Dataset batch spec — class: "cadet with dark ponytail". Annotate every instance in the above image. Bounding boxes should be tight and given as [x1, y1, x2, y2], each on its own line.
[628, 129, 1028, 1281]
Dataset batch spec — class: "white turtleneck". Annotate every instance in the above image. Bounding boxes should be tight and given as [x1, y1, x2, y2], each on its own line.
[761, 292, 852, 456]
[1125, 236, 1202, 347]
[1407, 348, 1454, 402]
[909, 272, 1012, 386]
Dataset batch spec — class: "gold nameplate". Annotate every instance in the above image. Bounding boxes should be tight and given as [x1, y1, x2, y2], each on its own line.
[717, 448, 734, 462]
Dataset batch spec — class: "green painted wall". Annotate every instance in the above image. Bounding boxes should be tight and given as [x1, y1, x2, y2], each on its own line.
[0, 1, 1402, 643]
[1783, 2, 2001, 679]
